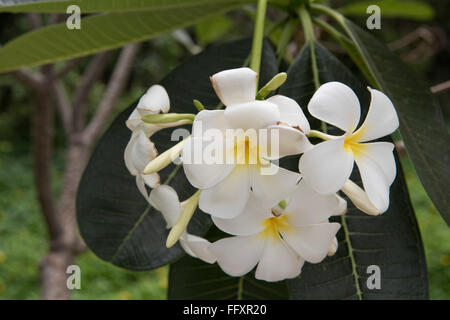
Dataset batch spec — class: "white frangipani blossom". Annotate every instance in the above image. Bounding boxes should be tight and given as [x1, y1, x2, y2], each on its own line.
[209, 180, 343, 282]
[149, 185, 216, 263]
[124, 85, 191, 198]
[182, 67, 312, 219]
[124, 130, 160, 199]
[299, 82, 399, 214]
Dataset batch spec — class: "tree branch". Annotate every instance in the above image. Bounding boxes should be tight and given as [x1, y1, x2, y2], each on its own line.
[51, 81, 72, 134]
[72, 51, 113, 132]
[82, 44, 140, 144]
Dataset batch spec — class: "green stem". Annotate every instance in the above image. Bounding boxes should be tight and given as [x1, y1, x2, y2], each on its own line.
[299, 5, 326, 132]
[276, 18, 297, 65]
[310, 3, 378, 87]
[298, 5, 320, 91]
[250, 0, 268, 83]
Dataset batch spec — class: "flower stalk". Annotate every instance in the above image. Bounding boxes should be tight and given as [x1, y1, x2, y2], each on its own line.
[250, 0, 268, 84]
[166, 190, 201, 248]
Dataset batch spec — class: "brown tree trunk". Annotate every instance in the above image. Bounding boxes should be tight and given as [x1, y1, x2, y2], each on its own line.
[40, 136, 88, 300]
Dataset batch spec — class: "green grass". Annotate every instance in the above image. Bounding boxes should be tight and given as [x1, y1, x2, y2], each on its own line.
[0, 148, 448, 299]
[0, 148, 167, 300]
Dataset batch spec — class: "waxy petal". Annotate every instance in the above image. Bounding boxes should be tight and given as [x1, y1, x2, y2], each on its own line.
[149, 185, 181, 228]
[299, 138, 354, 194]
[199, 166, 250, 219]
[211, 67, 258, 107]
[180, 233, 216, 264]
[212, 193, 271, 236]
[354, 142, 395, 214]
[251, 165, 301, 208]
[353, 88, 399, 142]
[255, 238, 303, 282]
[136, 84, 170, 114]
[224, 100, 280, 130]
[209, 235, 265, 277]
[308, 82, 361, 133]
[182, 136, 235, 190]
[267, 95, 310, 133]
[264, 125, 312, 159]
[124, 130, 158, 175]
[280, 223, 341, 263]
[285, 180, 344, 226]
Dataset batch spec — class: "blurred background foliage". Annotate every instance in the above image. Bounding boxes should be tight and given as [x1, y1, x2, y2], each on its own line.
[0, 0, 448, 299]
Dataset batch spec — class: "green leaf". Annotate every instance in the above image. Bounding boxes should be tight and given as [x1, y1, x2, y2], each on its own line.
[339, 0, 435, 21]
[168, 227, 289, 299]
[342, 20, 450, 226]
[76, 38, 278, 271]
[0, 0, 251, 13]
[0, 1, 245, 73]
[279, 43, 429, 299]
[195, 15, 233, 46]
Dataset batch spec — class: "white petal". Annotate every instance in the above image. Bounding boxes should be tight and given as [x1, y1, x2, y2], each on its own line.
[199, 166, 250, 219]
[299, 138, 354, 194]
[267, 95, 310, 134]
[192, 110, 227, 137]
[263, 125, 312, 159]
[136, 175, 149, 200]
[136, 84, 170, 114]
[212, 193, 271, 236]
[308, 82, 361, 133]
[281, 222, 340, 263]
[209, 235, 265, 277]
[224, 101, 280, 130]
[141, 172, 160, 189]
[125, 108, 141, 131]
[354, 142, 396, 213]
[255, 238, 303, 282]
[210, 67, 257, 107]
[149, 185, 181, 228]
[353, 88, 399, 142]
[182, 136, 235, 189]
[251, 165, 301, 208]
[180, 233, 216, 263]
[124, 130, 157, 175]
[285, 180, 344, 226]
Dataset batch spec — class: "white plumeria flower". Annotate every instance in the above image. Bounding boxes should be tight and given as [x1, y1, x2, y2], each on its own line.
[209, 180, 343, 282]
[299, 82, 399, 214]
[125, 85, 191, 198]
[182, 67, 312, 219]
[124, 130, 160, 199]
[149, 185, 216, 264]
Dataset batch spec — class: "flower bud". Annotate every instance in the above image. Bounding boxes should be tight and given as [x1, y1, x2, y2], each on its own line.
[341, 180, 380, 215]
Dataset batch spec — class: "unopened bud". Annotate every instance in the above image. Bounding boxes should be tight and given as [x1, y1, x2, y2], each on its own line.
[141, 113, 195, 124]
[143, 136, 190, 174]
[166, 190, 201, 248]
[341, 180, 380, 216]
[256, 72, 287, 100]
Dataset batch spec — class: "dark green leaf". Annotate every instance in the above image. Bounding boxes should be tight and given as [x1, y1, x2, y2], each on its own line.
[0, 1, 245, 73]
[340, 0, 435, 21]
[343, 20, 450, 226]
[168, 227, 289, 299]
[279, 43, 429, 300]
[76, 38, 277, 271]
[0, 0, 251, 13]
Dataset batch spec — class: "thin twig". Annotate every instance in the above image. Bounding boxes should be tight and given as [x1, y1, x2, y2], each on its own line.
[82, 44, 140, 144]
[431, 80, 450, 94]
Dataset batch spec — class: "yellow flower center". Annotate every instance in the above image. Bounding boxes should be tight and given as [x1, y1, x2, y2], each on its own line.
[343, 129, 366, 158]
[260, 215, 291, 241]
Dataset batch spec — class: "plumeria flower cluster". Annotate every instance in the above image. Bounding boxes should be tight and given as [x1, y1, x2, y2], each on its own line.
[124, 67, 399, 282]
